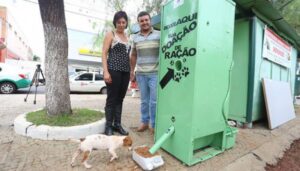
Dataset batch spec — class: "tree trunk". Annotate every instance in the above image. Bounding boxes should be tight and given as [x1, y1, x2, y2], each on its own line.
[38, 0, 72, 116]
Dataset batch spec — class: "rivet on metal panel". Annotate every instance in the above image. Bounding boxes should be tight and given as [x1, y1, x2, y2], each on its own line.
[171, 116, 176, 122]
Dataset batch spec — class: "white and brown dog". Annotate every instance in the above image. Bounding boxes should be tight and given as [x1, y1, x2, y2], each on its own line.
[70, 134, 133, 169]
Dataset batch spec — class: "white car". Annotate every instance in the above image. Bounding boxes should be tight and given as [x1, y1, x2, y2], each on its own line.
[69, 72, 107, 94]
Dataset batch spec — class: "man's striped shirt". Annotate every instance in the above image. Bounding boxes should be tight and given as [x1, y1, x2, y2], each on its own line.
[131, 29, 160, 74]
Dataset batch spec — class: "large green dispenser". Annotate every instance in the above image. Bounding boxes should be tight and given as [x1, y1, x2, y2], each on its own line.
[150, 0, 237, 166]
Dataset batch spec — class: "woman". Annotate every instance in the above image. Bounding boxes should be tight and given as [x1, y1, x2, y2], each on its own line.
[102, 11, 131, 136]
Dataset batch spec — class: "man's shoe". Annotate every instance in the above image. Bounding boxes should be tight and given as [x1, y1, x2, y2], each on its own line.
[149, 128, 154, 135]
[104, 126, 114, 136]
[113, 124, 129, 135]
[137, 124, 149, 132]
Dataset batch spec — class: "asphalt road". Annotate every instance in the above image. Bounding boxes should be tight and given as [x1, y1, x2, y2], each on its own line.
[17, 86, 45, 94]
[17, 86, 103, 95]
[16, 86, 131, 95]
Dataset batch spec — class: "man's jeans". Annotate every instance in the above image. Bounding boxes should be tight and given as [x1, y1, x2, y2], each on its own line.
[136, 73, 157, 128]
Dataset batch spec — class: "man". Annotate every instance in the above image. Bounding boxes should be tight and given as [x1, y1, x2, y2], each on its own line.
[130, 11, 160, 134]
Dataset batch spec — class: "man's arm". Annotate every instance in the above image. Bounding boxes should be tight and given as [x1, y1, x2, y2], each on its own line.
[130, 47, 137, 81]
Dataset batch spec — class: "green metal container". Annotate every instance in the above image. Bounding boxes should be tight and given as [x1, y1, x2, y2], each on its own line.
[228, 17, 298, 126]
[295, 75, 300, 96]
[225, 127, 238, 149]
[155, 0, 236, 166]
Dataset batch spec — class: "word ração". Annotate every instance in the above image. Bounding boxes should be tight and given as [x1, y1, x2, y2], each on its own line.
[164, 47, 196, 59]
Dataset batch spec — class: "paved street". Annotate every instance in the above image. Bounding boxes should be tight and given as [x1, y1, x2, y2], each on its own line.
[17, 86, 46, 94]
[0, 94, 300, 171]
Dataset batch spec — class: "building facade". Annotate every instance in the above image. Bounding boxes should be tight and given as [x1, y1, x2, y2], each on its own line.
[0, 6, 33, 63]
[67, 28, 102, 73]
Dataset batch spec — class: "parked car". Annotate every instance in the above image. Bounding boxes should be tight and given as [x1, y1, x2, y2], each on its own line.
[69, 72, 107, 94]
[0, 63, 31, 94]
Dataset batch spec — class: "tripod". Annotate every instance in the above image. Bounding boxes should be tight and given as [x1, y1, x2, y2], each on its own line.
[24, 64, 45, 104]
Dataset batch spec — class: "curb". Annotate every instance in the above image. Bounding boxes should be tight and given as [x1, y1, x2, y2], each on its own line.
[14, 110, 106, 140]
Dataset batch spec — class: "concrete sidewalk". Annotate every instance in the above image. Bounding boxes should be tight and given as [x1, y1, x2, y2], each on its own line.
[0, 94, 299, 171]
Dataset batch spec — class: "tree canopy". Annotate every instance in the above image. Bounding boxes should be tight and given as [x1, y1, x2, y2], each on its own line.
[273, 0, 300, 35]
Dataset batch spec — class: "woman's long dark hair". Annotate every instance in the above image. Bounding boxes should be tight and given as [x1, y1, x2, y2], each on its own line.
[113, 11, 128, 28]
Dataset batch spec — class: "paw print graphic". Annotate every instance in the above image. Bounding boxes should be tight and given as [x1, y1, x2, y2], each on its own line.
[174, 72, 182, 82]
[181, 67, 189, 77]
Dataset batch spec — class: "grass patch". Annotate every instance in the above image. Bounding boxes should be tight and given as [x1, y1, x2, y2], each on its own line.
[26, 108, 104, 126]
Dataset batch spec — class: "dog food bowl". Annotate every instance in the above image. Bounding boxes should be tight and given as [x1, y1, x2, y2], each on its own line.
[132, 146, 164, 170]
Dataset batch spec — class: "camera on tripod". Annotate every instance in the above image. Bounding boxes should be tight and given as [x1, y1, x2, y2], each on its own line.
[36, 64, 45, 85]
[24, 64, 45, 104]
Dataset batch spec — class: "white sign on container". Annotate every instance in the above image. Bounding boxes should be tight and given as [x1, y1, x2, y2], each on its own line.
[262, 27, 292, 68]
